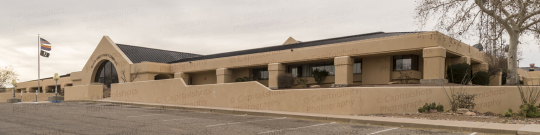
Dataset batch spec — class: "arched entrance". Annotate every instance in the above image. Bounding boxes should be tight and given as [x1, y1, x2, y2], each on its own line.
[94, 60, 119, 98]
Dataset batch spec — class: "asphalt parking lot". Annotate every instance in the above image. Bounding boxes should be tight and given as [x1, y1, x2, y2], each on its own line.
[0, 102, 507, 135]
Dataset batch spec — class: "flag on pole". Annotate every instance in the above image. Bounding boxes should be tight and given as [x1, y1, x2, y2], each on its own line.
[40, 50, 50, 57]
[40, 38, 51, 51]
[39, 37, 51, 57]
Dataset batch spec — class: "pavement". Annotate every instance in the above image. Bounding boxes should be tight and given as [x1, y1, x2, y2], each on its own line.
[0, 100, 537, 135]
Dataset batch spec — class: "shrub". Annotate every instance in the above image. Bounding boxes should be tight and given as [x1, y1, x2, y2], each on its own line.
[235, 76, 256, 82]
[455, 92, 476, 110]
[278, 73, 294, 88]
[472, 71, 490, 85]
[502, 72, 507, 85]
[312, 69, 329, 85]
[418, 102, 443, 113]
[503, 108, 513, 117]
[447, 63, 471, 84]
[437, 103, 444, 112]
[295, 77, 308, 87]
[520, 102, 540, 118]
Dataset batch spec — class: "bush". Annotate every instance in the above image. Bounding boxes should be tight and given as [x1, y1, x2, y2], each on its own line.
[520, 102, 540, 118]
[447, 63, 471, 84]
[437, 103, 444, 112]
[502, 72, 507, 85]
[278, 73, 294, 88]
[235, 76, 256, 82]
[418, 102, 443, 113]
[503, 108, 513, 117]
[472, 71, 490, 85]
[312, 69, 329, 85]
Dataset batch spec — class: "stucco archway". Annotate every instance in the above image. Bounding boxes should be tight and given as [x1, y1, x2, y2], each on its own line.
[92, 60, 119, 98]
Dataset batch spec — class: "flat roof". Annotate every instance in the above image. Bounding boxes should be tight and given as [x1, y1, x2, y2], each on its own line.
[167, 31, 423, 63]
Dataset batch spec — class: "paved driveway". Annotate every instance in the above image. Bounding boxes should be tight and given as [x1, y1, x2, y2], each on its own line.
[0, 102, 506, 135]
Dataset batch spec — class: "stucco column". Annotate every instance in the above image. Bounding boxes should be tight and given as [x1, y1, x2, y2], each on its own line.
[268, 63, 286, 90]
[334, 56, 354, 87]
[489, 71, 502, 86]
[42, 86, 48, 93]
[174, 72, 190, 84]
[216, 68, 232, 84]
[472, 63, 489, 74]
[420, 47, 448, 84]
[26, 87, 31, 93]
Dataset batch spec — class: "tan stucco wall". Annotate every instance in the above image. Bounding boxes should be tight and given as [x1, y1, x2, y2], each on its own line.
[77, 36, 132, 85]
[191, 70, 217, 85]
[15, 77, 73, 93]
[111, 78, 528, 115]
[0, 93, 56, 103]
[64, 84, 103, 101]
[362, 56, 391, 84]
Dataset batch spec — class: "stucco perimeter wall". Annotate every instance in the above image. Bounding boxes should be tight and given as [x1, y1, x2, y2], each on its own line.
[65, 85, 103, 101]
[111, 78, 529, 115]
[0, 93, 56, 103]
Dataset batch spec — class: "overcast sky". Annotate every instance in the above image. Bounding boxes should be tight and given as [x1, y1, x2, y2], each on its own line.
[1, 0, 539, 83]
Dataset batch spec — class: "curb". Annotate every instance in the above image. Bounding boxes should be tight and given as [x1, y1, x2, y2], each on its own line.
[87, 100, 539, 135]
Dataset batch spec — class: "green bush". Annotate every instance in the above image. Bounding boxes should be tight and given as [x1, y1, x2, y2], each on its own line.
[312, 69, 329, 85]
[472, 71, 490, 85]
[418, 102, 443, 113]
[447, 63, 471, 84]
[520, 102, 540, 118]
[437, 103, 444, 112]
[503, 108, 513, 117]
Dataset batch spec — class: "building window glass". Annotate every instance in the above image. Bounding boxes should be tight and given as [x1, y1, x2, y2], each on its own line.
[93, 60, 119, 88]
[288, 62, 335, 77]
[252, 68, 269, 80]
[393, 55, 419, 71]
[353, 59, 362, 74]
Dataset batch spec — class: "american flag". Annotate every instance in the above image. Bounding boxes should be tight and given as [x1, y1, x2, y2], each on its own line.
[40, 38, 51, 45]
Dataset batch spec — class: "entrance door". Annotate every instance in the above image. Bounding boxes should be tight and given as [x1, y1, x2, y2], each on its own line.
[94, 60, 119, 98]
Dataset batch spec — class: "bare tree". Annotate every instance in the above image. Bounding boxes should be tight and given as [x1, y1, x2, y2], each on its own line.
[120, 65, 140, 83]
[416, 0, 540, 84]
[0, 65, 18, 89]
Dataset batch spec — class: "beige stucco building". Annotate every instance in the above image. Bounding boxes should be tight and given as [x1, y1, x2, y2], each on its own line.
[15, 31, 491, 95]
[12, 31, 539, 116]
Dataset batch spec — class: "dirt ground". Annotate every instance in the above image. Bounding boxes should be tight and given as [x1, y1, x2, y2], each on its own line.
[360, 112, 540, 124]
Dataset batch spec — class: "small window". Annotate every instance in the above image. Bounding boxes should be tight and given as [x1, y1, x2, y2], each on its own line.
[393, 55, 419, 71]
[287, 62, 335, 77]
[288, 65, 303, 77]
[353, 59, 362, 74]
[252, 68, 269, 80]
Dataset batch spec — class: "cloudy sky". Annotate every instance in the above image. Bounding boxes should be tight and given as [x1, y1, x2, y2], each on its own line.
[1, 0, 538, 83]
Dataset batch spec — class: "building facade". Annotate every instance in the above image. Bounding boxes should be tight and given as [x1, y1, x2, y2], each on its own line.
[15, 31, 490, 95]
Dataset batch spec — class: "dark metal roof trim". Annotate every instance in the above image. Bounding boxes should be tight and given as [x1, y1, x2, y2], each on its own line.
[116, 44, 203, 64]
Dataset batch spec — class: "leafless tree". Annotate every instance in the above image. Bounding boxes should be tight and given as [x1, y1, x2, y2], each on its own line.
[0, 65, 18, 89]
[120, 65, 140, 83]
[416, 0, 540, 85]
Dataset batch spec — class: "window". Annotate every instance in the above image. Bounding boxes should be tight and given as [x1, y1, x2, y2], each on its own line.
[353, 59, 362, 74]
[288, 62, 335, 77]
[252, 68, 269, 80]
[94, 60, 119, 88]
[393, 55, 419, 71]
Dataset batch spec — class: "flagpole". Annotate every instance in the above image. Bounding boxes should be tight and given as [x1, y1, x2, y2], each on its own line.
[37, 34, 40, 102]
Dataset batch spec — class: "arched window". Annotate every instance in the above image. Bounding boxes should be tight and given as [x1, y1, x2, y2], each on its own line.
[94, 60, 119, 88]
